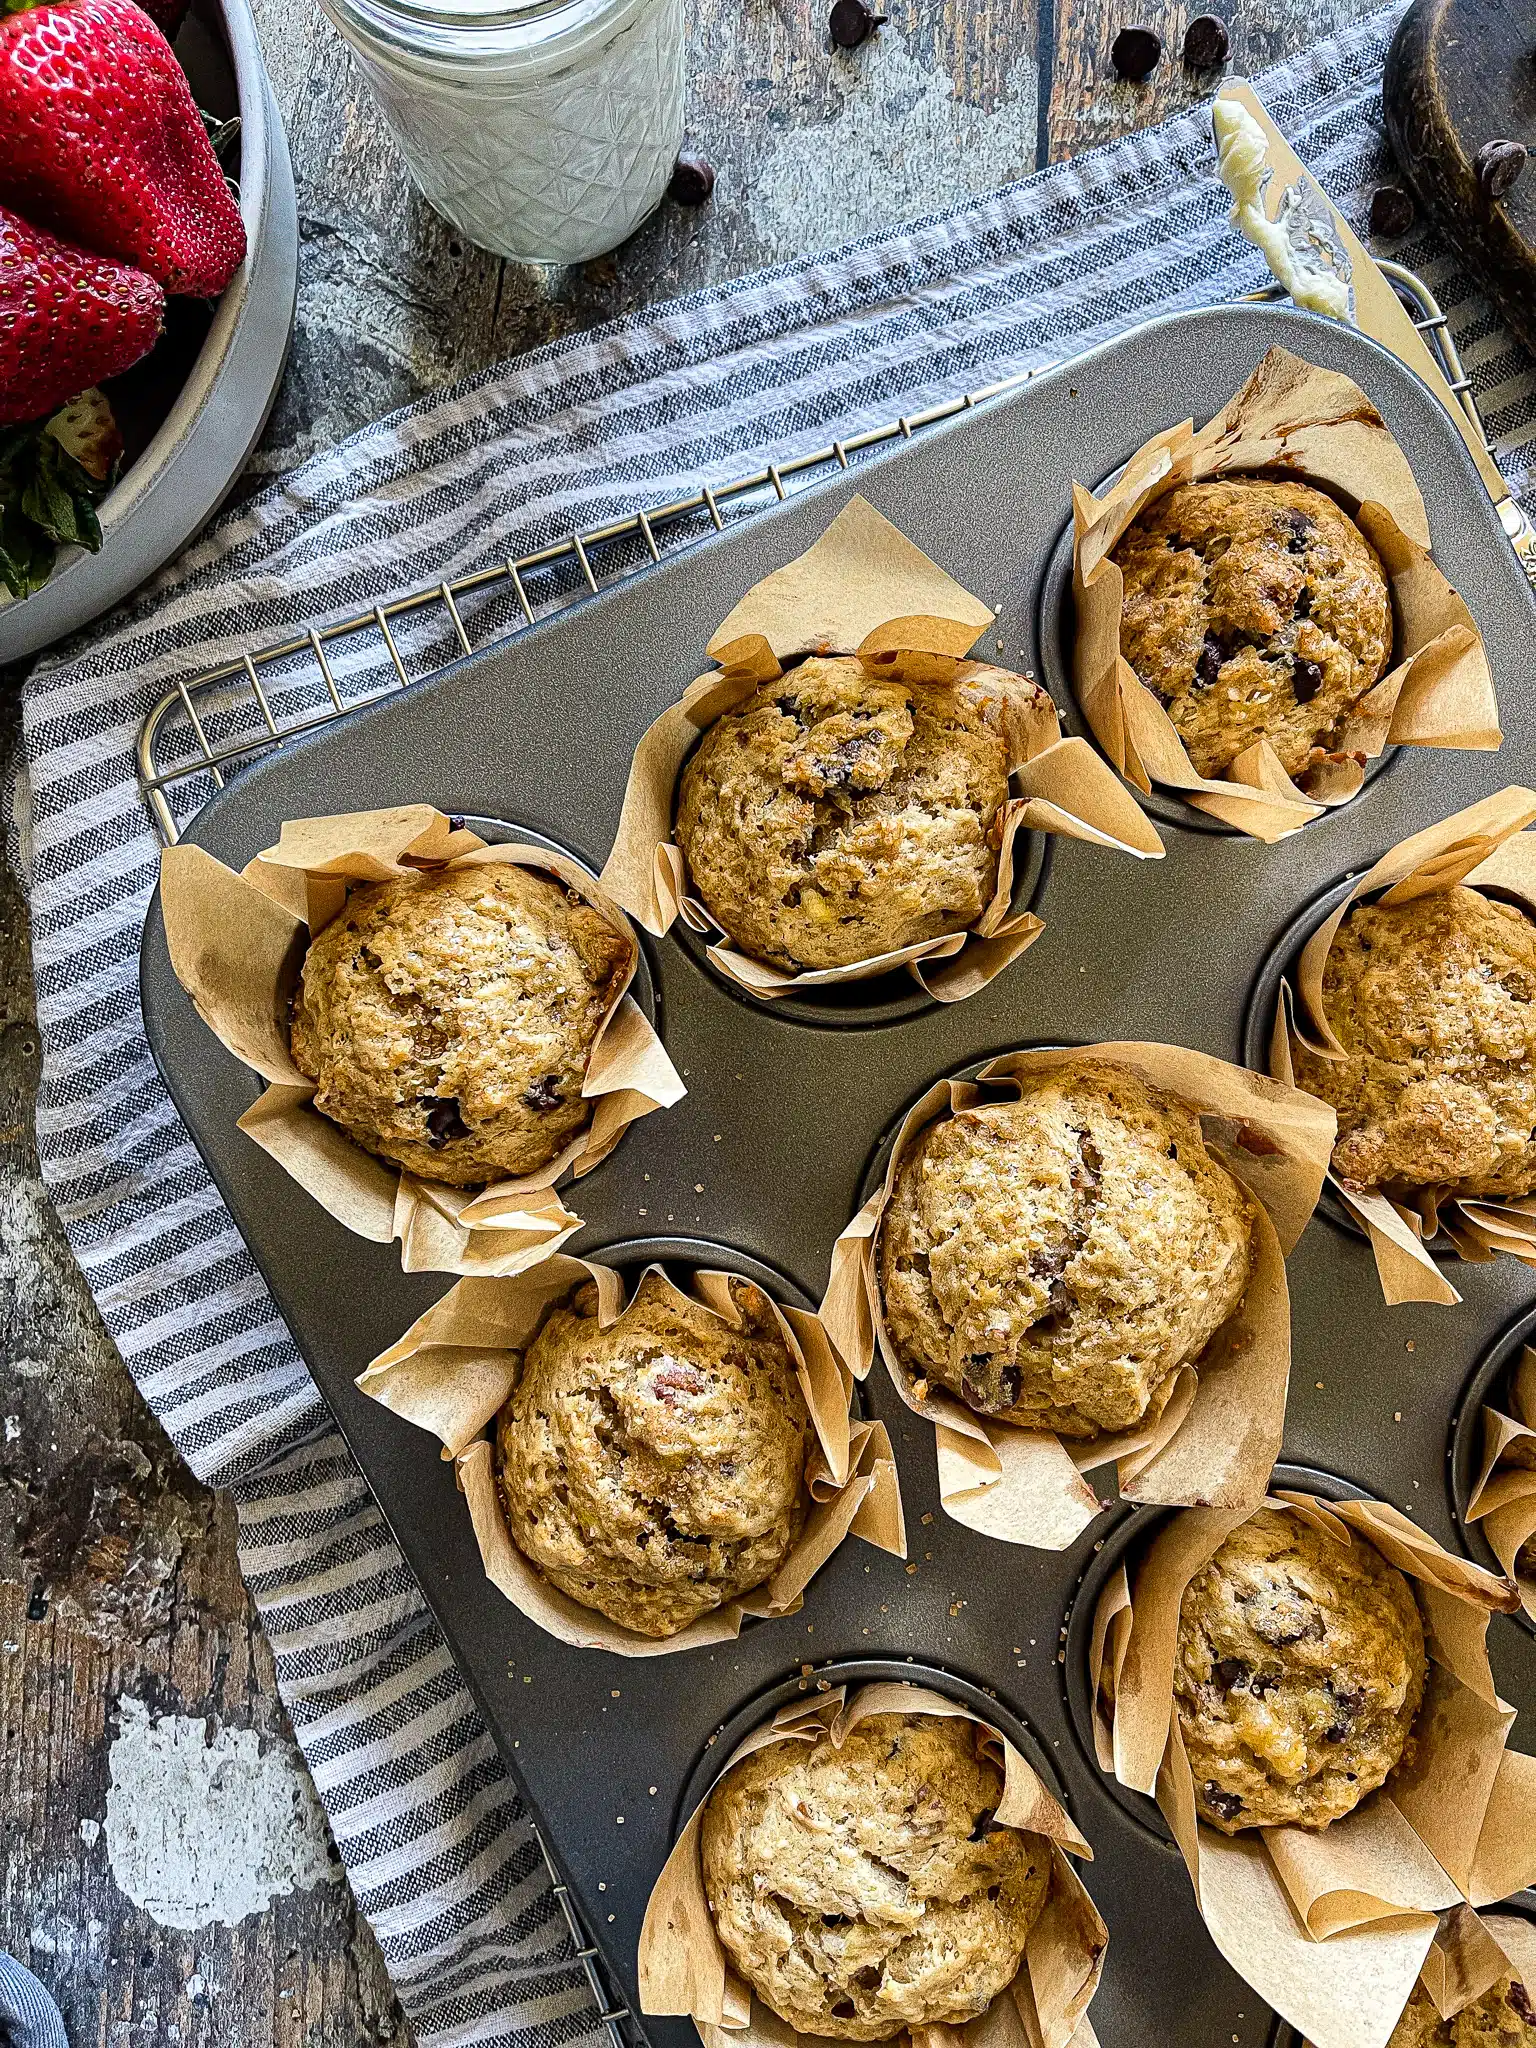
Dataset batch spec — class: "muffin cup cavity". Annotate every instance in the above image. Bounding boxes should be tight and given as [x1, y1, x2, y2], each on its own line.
[600, 492, 1162, 1012]
[1453, 1312, 1536, 1635]
[1089, 1485, 1526, 2048]
[1264, 785, 1536, 1306]
[355, 1247, 905, 1657]
[638, 1675, 1106, 2048]
[1070, 343, 1500, 844]
[158, 803, 686, 1275]
[822, 1042, 1335, 1551]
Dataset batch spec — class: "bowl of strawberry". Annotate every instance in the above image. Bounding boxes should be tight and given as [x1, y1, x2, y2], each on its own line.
[0, 0, 296, 662]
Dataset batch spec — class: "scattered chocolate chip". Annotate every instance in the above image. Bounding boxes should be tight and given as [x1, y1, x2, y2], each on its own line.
[422, 1094, 471, 1144]
[1294, 585, 1312, 619]
[1110, 23, 1162, 77]
[1284, 506, 1311, 551]
[447, 813, 466, 832]
[668, 149, 716, 205]
[1195, 631, 1224, 689]
[1181, 13, 1229, 66]
[1368, 184, 1415, 238]
[1509, 1983, 1536, 2026]
[1475, 139, 1528, 206]
[1213, 1657, 1247, 1691]
[1249, 1671, 1279, 1698]
[969, 1807, 997, 1841]
[1201, 1784, 1244, 1823]
[1292, 656, 1324, 703]
[522, 1073, 565, 1113]
[829, 0, 885, 47]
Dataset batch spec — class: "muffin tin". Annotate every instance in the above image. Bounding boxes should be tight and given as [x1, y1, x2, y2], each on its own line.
[139, 300, 1536, 2048]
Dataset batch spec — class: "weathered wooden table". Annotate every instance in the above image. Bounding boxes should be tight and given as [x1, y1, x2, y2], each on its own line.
[0, 2, 1383, 2039]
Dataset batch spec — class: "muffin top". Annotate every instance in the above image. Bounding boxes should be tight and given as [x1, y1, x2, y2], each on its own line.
[674, 655, 1009, 974]
[1113, 476, 1392, 781]
[701, 1712, 1050, 2042]
[290, 862, 629, 1188]
[1387, 1976, 1536, 2047]
[496, 1274, 812, 1637]
[1290, 887, 1536, 1203]
[877, 1060, 1257, 1438]
[1174, 1507, 1427, 1834]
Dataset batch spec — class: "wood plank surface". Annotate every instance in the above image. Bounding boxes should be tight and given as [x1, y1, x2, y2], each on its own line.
[0, 2, 1384, 2041]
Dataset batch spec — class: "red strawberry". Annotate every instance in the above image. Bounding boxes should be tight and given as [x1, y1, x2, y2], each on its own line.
[0, 0, 247, 298]
[0, 203, 163, 426]
[134, 0, 194, 38]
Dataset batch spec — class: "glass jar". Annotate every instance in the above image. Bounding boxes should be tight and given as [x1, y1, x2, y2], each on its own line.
[315, 0, 685, 265]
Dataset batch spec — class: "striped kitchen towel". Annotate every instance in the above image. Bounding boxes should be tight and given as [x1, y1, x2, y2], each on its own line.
[15, 8, 1536, 2044]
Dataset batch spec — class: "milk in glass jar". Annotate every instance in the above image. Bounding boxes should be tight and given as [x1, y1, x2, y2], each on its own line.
[316, 0, 686, 264]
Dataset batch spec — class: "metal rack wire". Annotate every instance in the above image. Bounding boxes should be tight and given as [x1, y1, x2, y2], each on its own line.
[535, 1826, 635, 2048]
[136, 262, 1530, 846]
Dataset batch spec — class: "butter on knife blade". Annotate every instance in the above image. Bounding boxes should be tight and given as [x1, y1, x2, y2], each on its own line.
[1211, 80, 1511, 511]
[1214, 92, 1353, 320]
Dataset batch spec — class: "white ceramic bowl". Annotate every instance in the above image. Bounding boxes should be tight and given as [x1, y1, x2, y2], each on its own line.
[0, 0, 297, 662]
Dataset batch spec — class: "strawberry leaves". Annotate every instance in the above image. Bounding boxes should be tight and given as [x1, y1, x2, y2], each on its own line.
[0, 402, 120, 598]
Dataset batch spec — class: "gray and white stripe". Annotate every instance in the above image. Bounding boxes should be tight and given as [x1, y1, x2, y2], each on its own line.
[16, 10, 1536, 2042]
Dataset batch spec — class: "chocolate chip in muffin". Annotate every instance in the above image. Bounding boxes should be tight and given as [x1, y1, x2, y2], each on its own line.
[423, 1094, 471, 1144]
[1292, 657, 1324, 703]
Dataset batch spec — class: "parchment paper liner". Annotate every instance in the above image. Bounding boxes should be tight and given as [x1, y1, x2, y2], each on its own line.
[821, 1043, 1335, 1551]
[1269, 785, 1536, 1307]
[1297, 1903, 1536, 2043]
[159, 804, 686, 1277]
[601, 493, 1163, 1003]
[357, 1254, 906, 1656]
[1089, 1490, 1530, 2048]
[1071, 344, 1500, 844]
[1466, 1345, 1536, 1625]
[638, 1680, 1107, 2048]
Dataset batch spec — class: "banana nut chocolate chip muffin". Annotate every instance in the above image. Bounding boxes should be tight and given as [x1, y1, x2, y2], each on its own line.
[290, 863, 629, 1188]
[1290, 888, 1536, 1204]
[1174, 1507, 1427, 1834]
[877, 1060, 1258, 1439]
[1389, 1976, 1536, 2048]
[701, 1712, 1050, 2041]
[1113, 476, 1393, 781]
[674, 654, 1010, 974]
[496, 1274, 812, 1637]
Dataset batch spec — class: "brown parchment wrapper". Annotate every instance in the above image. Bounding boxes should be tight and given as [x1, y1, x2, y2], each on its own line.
[1302, 1904, 1536, 2045]
[600, 493, 1164, 1003]
[356, 1254, 906, 1657]
[1270, 786, 1536, 1306]
[1466, 1346, 1536, 1625]
[1071, 345, 1500, 844]
[159, 805, 686, 1277]
[637, 1680, 1107, 2048]
[1089, 1490, 1529, 2048]
[820, 1043, 1335, 1551]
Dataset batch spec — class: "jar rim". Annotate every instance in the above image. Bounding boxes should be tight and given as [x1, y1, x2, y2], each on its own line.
[359, 0, 586, 30]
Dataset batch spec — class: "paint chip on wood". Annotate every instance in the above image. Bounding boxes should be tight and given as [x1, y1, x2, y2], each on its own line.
[102, 1698, 338, 1929]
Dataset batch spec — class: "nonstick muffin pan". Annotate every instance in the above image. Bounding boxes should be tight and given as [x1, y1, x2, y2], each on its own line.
[140, 301, 1536, 2048]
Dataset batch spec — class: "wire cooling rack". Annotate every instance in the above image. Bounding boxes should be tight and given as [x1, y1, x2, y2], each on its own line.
[136, 263, 1533, 847]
